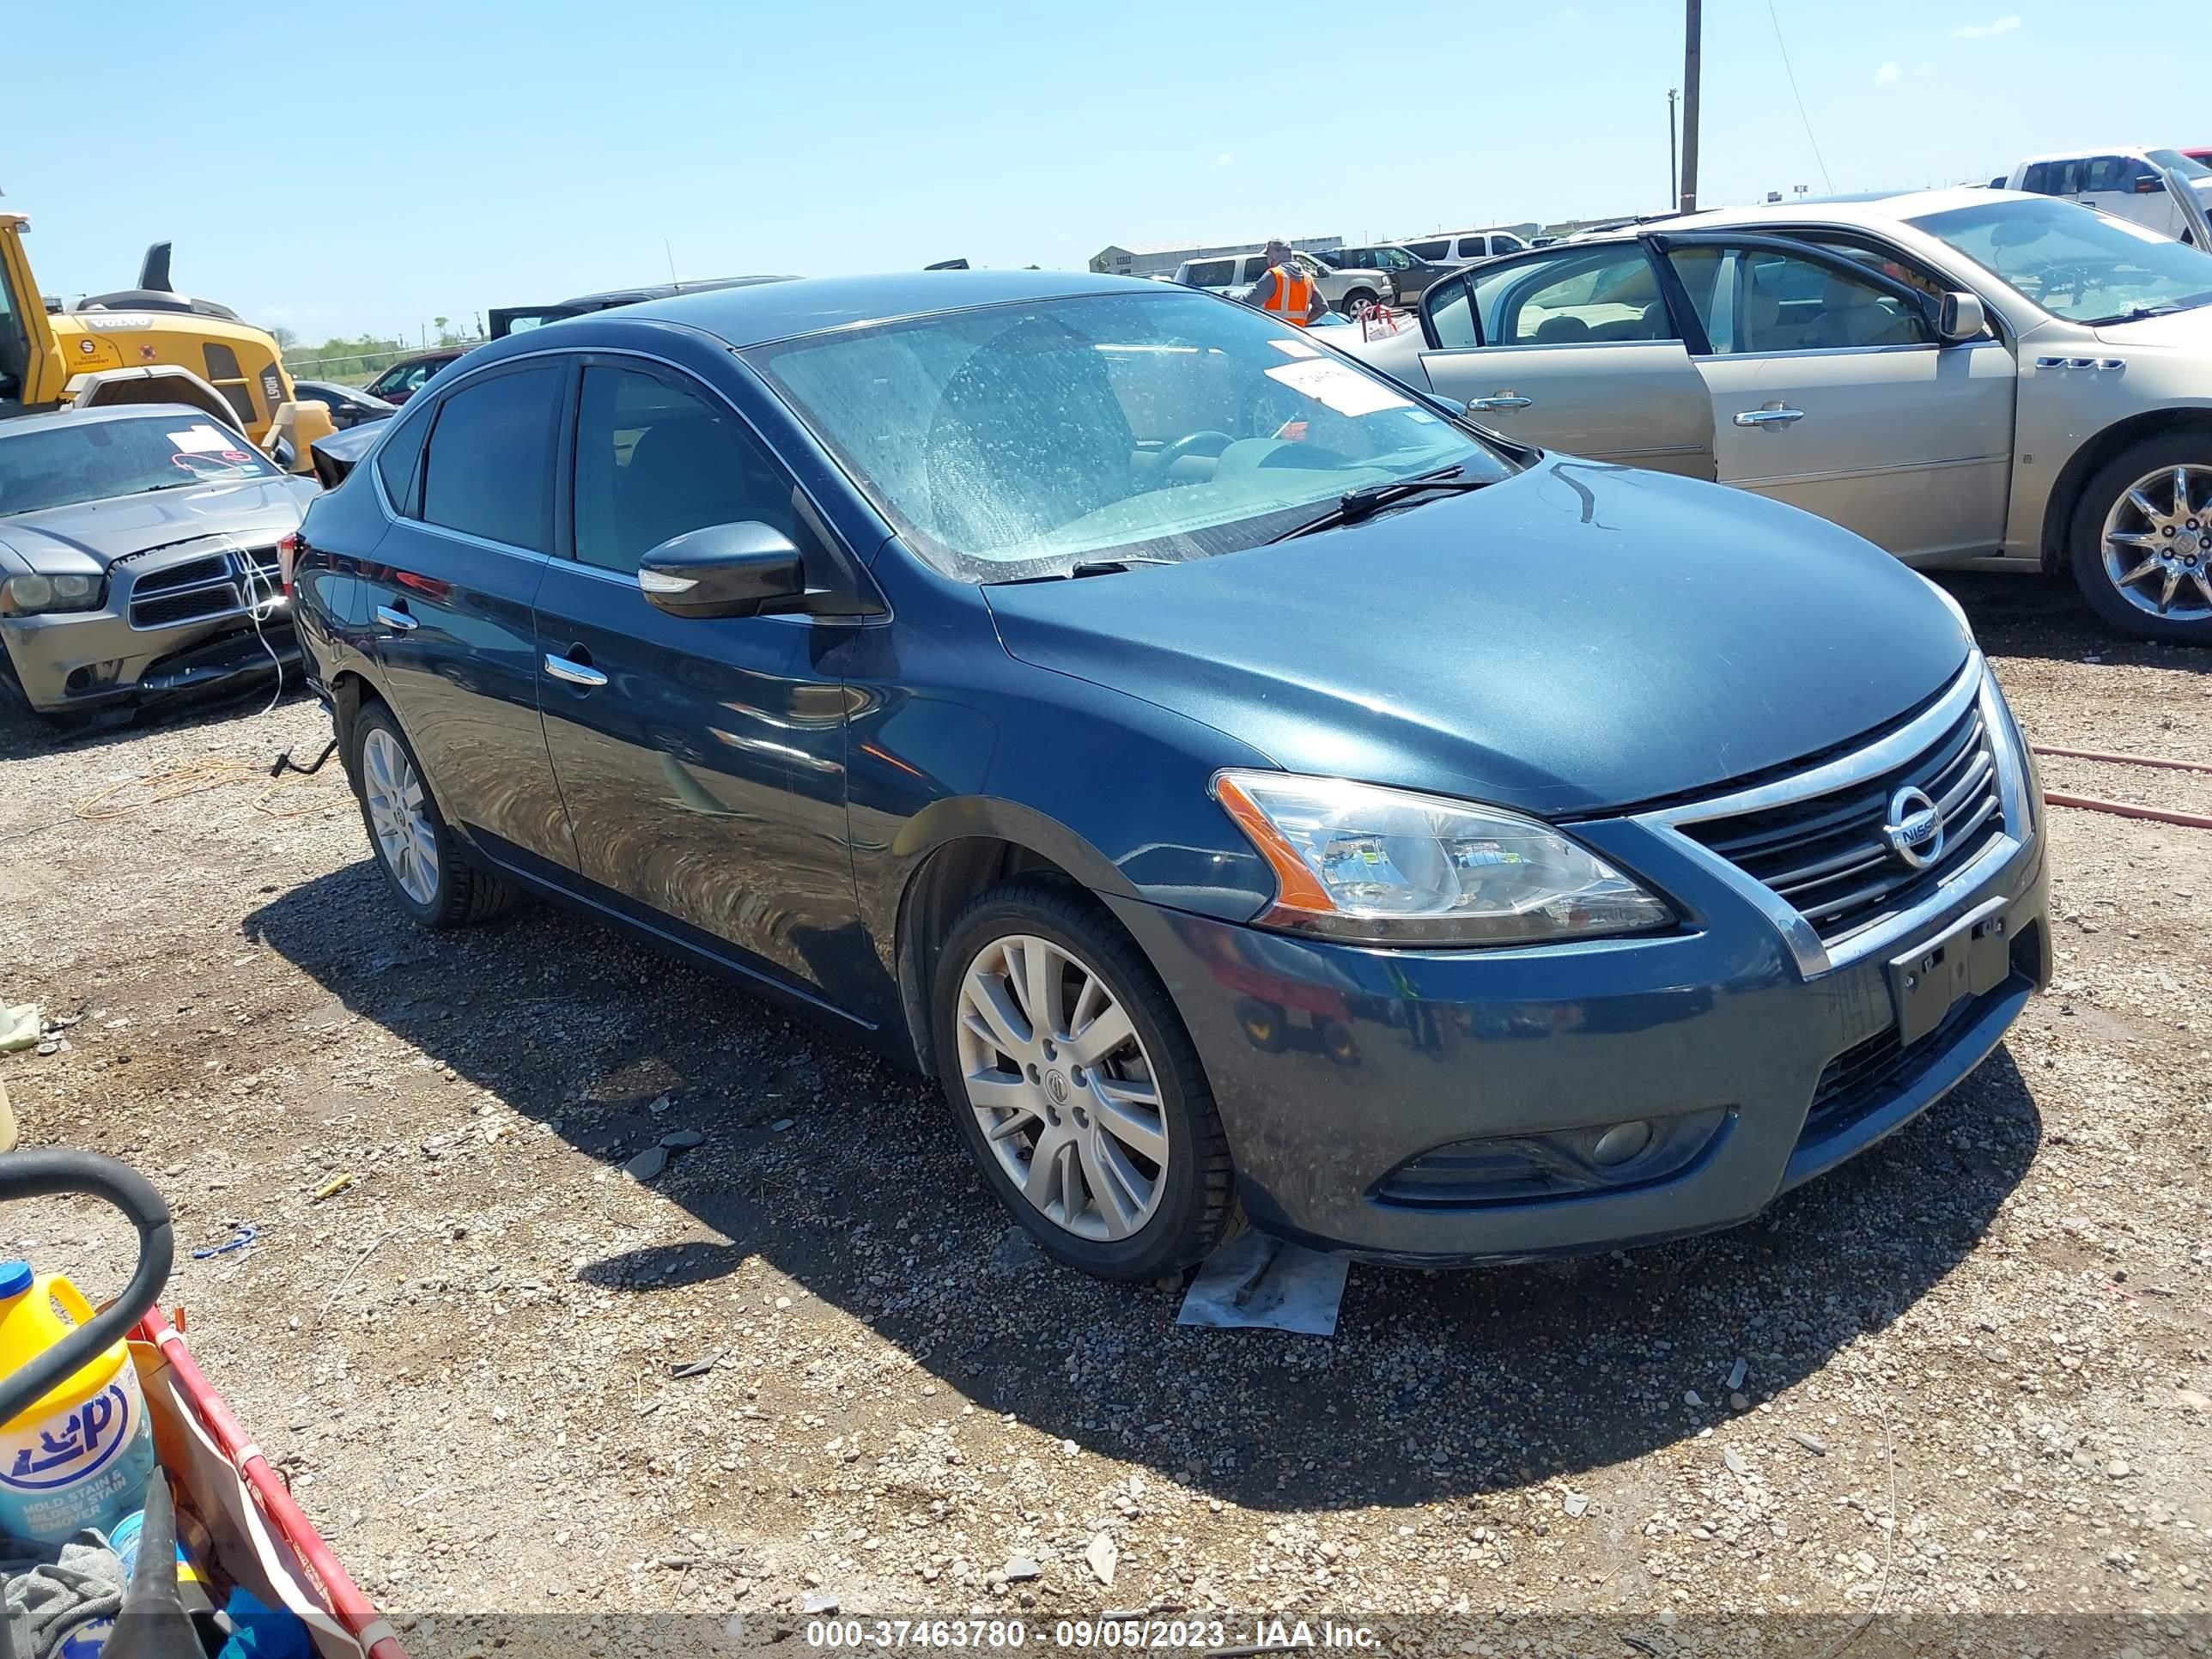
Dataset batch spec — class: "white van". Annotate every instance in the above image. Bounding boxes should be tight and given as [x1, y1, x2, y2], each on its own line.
[1400, 228, 1530, 264]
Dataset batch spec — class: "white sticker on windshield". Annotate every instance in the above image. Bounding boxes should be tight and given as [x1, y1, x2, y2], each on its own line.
[1267, 337, 1322, 359]
[1263, 358, 1413, 416]
[167, 424, 236, 453]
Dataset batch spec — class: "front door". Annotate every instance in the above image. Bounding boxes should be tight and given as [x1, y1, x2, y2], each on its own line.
[1412, 246, 1715, 477]
[2075, 155, 2159, 233]
[531, 358, 861, 1001]
[366, 359, 576, 872]
[1659, 236, 2016, 562]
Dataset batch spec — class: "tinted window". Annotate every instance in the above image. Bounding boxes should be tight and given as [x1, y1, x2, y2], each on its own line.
[2082, 155, 2131, 194]
[1241, 256, 1271, 283]
[1492, 234, 1526, 253]
[1182, 260, 1233, 287]
[1474, 247, 1668, 343]
[374, 402, 431, 510]
[1668, 246, 1931, 353]
[419, 365, 561, 550]
[1373, 248, 1412, 270]
[1427, 278, 1476, 348]
[572, 366, 796, 574]
[1406, 239, 1451, 260]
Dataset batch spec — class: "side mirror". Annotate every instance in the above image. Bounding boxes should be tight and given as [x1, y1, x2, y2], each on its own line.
[1936, 291, 1986, 345]
[638, 521, 807, 618]
[2136, 173, 2166, 194]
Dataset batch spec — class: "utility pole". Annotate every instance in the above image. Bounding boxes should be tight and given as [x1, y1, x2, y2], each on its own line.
[1668, 88, 1680, 210]
[1680, 0, 1702, 213]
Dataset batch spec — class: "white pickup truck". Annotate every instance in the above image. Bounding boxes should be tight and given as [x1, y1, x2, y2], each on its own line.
[2002, 148, 2212, 243]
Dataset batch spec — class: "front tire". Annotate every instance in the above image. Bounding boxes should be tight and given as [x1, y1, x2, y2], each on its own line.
[347, 702, 516, 927]
[2069, 436, 2212, 644]
[932, 878, 1237, 1280]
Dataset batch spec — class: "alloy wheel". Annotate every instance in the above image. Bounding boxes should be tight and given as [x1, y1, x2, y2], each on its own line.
[953, 934, 1170, 1242]
[361, 726, 440, 906]
[2101, 464, 2212, 621]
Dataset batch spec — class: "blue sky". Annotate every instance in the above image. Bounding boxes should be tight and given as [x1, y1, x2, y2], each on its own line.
[3, 1, 2154, 342]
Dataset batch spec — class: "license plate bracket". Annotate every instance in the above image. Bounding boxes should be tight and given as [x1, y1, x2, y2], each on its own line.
[1887, 897, 2013, 1048]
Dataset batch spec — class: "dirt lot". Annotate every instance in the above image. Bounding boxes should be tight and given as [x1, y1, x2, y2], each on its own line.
[2, 574, 2208, 1656]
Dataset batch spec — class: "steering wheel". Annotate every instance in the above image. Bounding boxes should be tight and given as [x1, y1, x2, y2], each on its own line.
[1156, 429, 1236, 467]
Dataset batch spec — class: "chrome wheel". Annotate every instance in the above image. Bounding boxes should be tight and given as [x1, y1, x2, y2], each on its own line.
[954, 934, 1170, 1242]
[361, 726, 439, 906]
[2101, 464, 2212, 621]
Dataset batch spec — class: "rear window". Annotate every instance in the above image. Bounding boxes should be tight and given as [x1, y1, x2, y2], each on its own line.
[1405, 239, 1450, 260]
[419, 365, 562, 551]
[1180, 259, 1234, 287]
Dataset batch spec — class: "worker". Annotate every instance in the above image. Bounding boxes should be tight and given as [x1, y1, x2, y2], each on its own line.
[1238, 240, 1328, 327]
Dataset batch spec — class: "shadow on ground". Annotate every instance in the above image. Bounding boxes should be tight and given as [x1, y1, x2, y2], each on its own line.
[246, 850, 2040, 1513]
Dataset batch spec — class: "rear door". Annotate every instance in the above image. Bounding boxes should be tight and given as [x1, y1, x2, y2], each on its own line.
[1656, 234, 2015, 561]
[1411, 243, 1714, 476]
[362, 358, 577, 872]
[530, 356, 865, 1001]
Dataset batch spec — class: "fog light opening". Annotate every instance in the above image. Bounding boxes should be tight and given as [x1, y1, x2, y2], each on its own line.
[1591, 1119, 1653, 1167]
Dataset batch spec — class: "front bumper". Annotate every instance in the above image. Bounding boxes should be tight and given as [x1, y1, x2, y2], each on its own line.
[1, 545, 296, 714]
[1107, 660, 2051, 1264]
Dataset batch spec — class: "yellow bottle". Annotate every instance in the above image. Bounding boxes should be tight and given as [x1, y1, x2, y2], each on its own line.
[0, 1261, 155, 1542]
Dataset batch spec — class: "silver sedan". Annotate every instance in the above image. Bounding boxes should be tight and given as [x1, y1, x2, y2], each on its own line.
[0, 404, 319, 723]
[1337, 188, 2212, 644]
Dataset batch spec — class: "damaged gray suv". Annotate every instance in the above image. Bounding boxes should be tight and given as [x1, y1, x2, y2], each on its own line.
[0, 404, 317, 723]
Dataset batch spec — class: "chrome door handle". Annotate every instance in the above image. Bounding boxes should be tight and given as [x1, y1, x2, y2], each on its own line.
[1468, 394, 1534, 411]
[374, 605, 418, 631]
[544, 653, 608, 689]
[1734, 407, 1806, 428]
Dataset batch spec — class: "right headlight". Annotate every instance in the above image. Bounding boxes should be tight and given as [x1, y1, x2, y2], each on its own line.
[1212, 769, 1674, 946]
[0, 573, 101, 617]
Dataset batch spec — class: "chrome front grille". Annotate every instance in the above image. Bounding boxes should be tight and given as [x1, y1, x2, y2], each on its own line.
[1680, 700, 2007, 947]
[125, 546, 282, 632]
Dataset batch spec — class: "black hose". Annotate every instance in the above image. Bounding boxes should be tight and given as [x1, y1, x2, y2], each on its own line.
[0, 1151, 173, 1427]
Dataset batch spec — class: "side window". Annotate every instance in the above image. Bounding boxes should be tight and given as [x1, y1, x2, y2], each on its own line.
[1474, 247, 1668, 344]
[1673, 247, 1933, 354]
[1375, 248, 1412, 270]
[571, 366, 797, 574]
[2020, 162, 2050, 195]
[1406, 239, 1450, 261]
[1492, 234, 1526, 253]
[1788, 232, 1978, 323]
[2083, 155, 2130, 193]
[1242, 256, 1270, 283]
[374, 402, 433, 513]
[1427, 277, 1476, 348]
[418, 364, 562, 551]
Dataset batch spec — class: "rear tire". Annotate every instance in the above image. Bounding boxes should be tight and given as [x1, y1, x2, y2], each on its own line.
[346, 702, 517, 927]
[2068, 434, 2212, 645]
[1339, 288, 1377, 316]
[932, 878, 1237, 1280]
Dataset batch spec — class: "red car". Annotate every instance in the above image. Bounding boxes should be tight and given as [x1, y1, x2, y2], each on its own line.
[361, 346, 471, 406]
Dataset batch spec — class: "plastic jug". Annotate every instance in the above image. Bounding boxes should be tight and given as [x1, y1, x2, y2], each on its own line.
[0, 1259, 155, 1541]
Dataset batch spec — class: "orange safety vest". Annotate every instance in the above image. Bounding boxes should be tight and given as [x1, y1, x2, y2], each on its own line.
[1260, 264, 1315, 326]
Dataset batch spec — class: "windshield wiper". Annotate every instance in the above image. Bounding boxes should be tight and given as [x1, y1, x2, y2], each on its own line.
[988, 556, 1181, 586]
[1269, 467, 1496, 542]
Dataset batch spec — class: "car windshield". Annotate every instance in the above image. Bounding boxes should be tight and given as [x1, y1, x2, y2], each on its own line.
[747, 289, 1509, 580]
[2146, 149, 2212, 179]
[0, 415, 278, 515]
[1909, 196, 2212, 323]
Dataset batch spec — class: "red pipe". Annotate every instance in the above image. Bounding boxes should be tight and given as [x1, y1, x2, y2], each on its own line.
[2042, 791, 2212, 830]
[2032, 744, 2212, 777]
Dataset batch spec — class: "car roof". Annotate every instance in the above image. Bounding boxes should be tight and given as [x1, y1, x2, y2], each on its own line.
[1635, 186, 2034, 235]
[596, 269, 1155, 348]
[2016, 145, 2151, 163]
[0, 403, 222, 437]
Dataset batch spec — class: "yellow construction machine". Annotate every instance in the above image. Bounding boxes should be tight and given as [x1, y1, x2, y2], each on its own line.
[2, 206, 304, 451]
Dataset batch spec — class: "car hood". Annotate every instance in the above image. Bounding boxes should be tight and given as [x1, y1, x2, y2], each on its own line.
[2094, 302, 2212, 348]
[986, 460, 1971, 817]
[0, 477, 317, 571]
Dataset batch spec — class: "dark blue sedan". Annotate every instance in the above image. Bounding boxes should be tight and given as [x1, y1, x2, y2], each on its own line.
[290, 270, 2050, 1279]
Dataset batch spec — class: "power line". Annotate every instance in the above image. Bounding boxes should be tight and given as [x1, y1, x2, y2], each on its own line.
[1764, 0, 1834, 193]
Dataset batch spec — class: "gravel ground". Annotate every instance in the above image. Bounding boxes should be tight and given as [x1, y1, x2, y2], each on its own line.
[0, 574, 2207, 1656]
